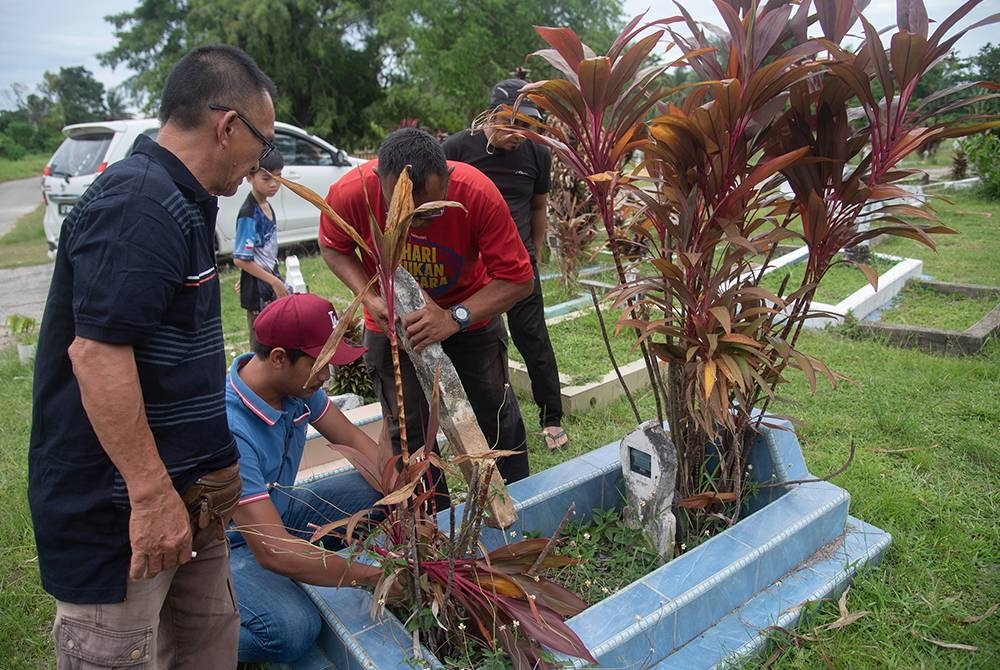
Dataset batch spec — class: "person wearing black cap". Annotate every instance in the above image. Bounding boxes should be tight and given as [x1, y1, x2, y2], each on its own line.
[443, 78, 569, 450]
[225, 293, 385, 664]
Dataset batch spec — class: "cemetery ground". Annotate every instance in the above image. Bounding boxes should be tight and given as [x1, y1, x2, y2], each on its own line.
[0, 192, 997, 668]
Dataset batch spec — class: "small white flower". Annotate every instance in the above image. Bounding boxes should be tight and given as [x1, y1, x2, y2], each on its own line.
[529, 594, 536, 600]
[510, 530, 518, 537]
[570, 540, 577, 547]
[458, 622, 466, 631]
[499, 624, 507, 632]
[377, 598, 385, 606]
[584, 579, 592, 587]
[680, 543, 687, 551]
[582, 532, 591, 540]
[746, 463, 753, 471]
[704, 529, 711, 536]
[601, 586, 610, 594]
[512, 620, 520, 628]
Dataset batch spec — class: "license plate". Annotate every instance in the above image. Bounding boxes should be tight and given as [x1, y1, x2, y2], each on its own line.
[58, 203, 75, 215]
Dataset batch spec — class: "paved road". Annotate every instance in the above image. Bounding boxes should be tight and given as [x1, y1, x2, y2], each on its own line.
[0, 263, 52, 325]
[0, 177, 50, 345]
[0, 176, 43, 238]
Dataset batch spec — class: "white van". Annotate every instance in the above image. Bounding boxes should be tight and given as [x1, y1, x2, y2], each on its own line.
[41, 119, 362, 257]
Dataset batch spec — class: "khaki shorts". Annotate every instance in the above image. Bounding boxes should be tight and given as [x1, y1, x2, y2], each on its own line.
[53, 537, 238, 669]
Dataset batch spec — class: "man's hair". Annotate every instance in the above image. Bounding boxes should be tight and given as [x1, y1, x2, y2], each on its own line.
[252, 149, 285, 174]
[159, 44, 277, 128]
[377, 128, 448, 193]
[252, 341, 308, 363]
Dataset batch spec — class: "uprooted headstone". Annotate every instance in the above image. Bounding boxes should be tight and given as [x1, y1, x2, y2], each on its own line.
[391, 267, 517, 528]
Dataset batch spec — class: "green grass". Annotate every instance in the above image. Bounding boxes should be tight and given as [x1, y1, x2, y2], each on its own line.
[516, 330, 1000, 669]
[0, 205, 49, 269]
[756, 331, 1000, 668]
[759, 253, 897, 305]
[508, 307, 640, 384]
[549, 507, 661, 606]
[878, 284, 999, 331]
[877, 190, 1000, 286]
[0, 153, 49, 182]
[0, 348, 56, 668]
[541, 268, 620, 306]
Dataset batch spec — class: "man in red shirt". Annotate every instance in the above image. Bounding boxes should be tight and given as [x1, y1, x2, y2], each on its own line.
[319, 128, 534, 493]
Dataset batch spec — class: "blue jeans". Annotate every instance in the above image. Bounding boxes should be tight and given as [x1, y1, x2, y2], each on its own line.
[229, 469, 381, 663]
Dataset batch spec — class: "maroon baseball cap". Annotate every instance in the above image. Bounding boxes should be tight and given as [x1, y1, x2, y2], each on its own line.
[254, 293, 367, 365]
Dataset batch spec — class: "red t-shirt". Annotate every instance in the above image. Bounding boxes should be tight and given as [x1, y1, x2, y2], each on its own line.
[320, 160, 533, 332]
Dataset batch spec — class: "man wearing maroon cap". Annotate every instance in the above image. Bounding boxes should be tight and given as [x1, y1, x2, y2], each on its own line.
[224, 293, 383, 664]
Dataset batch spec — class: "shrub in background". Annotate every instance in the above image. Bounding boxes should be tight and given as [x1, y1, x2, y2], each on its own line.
[963, 131, 1000, 198]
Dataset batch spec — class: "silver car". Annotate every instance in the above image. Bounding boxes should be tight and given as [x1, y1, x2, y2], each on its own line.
[42, 118, 361, 257]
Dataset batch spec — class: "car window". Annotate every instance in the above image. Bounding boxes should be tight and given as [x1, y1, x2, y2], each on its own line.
[274, 132, 335, 167]
[48, 134, 114, 178]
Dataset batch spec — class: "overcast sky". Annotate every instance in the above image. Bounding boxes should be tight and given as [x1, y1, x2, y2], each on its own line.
[1, 0, 995, 110]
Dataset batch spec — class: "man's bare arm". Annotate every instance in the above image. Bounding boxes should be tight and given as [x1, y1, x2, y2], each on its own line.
[320, 246, 388, 332]
[403, 277, 532, 351]
[233, 257, 288, 297]
[232, 500, 383, 587]
[530, 193, 548, 259]
[68, 337, 192, 580]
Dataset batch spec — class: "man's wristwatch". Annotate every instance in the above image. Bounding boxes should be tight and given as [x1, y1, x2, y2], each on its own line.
[450, 304, 471, 331]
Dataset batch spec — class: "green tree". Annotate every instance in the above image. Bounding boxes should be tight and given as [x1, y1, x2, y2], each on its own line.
[375, 0, 624, 132]
[41, 66, 108, 126]
[970, 42, 1000, 115]
[99, 0, 386, 148]
[0, 82, 67, 155]
[105, 87, 129, 120]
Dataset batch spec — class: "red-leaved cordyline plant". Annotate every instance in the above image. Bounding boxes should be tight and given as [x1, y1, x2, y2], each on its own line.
[510, 11, 706, 422]
[517, 0, 999, 540]
[277, 171, 596, 667]
[545, 116, 600, 288]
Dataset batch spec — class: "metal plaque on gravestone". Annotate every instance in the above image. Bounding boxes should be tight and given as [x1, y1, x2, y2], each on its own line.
[620, 419, 678, 561]
[390, 267, 517, 528]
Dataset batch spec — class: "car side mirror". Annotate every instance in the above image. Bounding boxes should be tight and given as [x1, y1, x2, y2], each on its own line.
[336, 150, 352, 167]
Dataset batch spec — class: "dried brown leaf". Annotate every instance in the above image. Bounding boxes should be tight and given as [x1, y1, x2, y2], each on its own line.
[276, 173, 371, 255]
[919, 634, 978, 652]
[677, 491, 737, 510]
[821, 588, 870, 631]
[959, 603, 998, 624]
[307, 276, 378, 385]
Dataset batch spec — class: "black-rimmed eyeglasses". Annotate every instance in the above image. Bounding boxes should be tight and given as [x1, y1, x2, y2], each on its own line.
[208, 104, 275, 163]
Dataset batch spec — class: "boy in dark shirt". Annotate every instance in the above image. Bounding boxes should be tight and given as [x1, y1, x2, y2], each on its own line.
[233, 150, 289, 347]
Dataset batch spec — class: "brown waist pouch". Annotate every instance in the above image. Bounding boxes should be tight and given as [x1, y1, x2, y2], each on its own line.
[181, 463, 242, 551]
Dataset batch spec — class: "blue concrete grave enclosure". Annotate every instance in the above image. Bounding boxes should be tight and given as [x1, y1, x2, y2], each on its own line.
[287, 420, 890, 669]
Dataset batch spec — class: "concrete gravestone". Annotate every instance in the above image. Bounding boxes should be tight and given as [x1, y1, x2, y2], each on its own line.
[620, 419, 678, 560]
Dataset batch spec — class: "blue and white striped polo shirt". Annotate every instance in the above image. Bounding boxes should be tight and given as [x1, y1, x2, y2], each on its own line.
[225, 353, 331, 548]
[28, 134, 238, 604]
